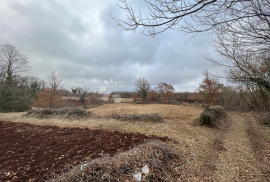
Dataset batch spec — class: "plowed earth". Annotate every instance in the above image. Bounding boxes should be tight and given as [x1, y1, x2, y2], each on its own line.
[0, 120, 169, 182]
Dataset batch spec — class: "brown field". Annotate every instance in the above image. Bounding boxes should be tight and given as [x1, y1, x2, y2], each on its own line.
[0, 120, 168, 181]
[88, 103, 203, 119]
[0, 103, 269, 181]
[62, 96, 80, 100]
[119, 98, 134, 102]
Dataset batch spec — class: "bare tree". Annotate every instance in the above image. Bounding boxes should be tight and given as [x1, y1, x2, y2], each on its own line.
[202, 22, 270, 111]
[135, 78, 151, 100]
[47, 71, 62, 92]
[212, 1, 270, 53]
[47, 71, 63, 108]
[204, 31, 270, 93]
[77, 86, 90, 106]
[35, 71, 63, 108]
[112, 0, 270, 37]
[0, 43, 30, 82]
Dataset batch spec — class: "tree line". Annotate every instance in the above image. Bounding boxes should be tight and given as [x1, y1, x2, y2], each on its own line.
[0, 44, 64, 112]
[0, 41, 269, 112]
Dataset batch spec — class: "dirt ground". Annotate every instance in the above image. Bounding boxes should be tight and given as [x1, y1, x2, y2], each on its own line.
[0, 120, 169, 182]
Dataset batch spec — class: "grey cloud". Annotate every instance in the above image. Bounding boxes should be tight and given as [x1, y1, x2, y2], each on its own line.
[0, 0, 225, 92]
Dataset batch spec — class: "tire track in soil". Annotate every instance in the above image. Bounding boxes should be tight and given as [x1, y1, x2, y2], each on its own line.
[246, 114, 270, 180]
[213, 113, 265, 182]
[0, 120, 169, 182]
[199, 115, 230, 181]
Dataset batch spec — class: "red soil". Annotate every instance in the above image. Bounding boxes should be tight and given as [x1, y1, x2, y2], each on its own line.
[0, 120, 169, 182]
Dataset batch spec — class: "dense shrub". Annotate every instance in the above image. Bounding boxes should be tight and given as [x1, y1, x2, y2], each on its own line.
[88, 95, 103, 105]
[215, 85, 270, 112]
[175, 92, 204, 103]
[147, 91, 159, 102]
[0, 79, 34, 112]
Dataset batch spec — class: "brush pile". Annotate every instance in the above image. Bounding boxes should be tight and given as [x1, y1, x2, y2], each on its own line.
[49, 141, 182, 182]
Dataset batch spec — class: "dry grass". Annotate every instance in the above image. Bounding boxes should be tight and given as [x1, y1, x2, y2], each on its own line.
[62, 96, 80, 100]
[120, 98, 134, 103]
[87, 103, 203, 120]
[259, 123, 270, 142]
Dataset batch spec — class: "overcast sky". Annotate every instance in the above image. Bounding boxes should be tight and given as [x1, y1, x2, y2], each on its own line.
[0, 0, 224, 92]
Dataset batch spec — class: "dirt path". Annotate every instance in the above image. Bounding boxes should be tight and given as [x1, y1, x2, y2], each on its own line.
[213, 113, 266, 181]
